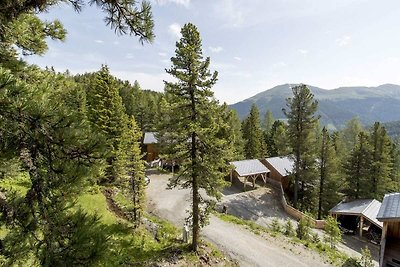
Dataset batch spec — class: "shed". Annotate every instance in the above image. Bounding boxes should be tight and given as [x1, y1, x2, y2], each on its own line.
[377, 193, 400, 267]
[261, 156, 294, 189]
[143, 132, 159, 162]
[330, 199, 382, 238]
[230, 159, 270, 190]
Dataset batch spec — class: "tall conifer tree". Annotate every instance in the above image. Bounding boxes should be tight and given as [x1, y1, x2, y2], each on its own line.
[161, 23, 230, 251]
[284, 84, 319, 210]
[242, 104, 265, 159]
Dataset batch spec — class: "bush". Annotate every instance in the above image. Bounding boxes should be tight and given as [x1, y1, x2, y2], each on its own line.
[270, 218, 282, 233]
[324, 216, 342, 249]
[359, 246, 374, 267]
[284, 220, 295, 237]
[296, 216, 313, 240]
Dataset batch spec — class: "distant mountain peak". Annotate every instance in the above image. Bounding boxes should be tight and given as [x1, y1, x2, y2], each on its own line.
[230, 83, 400, 130]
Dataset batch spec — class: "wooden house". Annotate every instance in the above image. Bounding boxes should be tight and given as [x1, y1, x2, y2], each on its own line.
[143, 132, 159, 162]
[377, 193, 400, 267]
[261, 156, 294, 189]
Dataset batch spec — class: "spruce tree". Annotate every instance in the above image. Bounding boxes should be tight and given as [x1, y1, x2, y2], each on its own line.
[317, 128, 342, 219]
[341, 117, 364, 151]
[125, 116, 145, 226]
[343, 132, 372, 199]
[162, 23, 230, 251]
[369, 122, 393, 199]
[86, 66, 129, 183]
[284, 84, 319, 210]
[242, 104, 265, 159]
[263, 110, 275, 134]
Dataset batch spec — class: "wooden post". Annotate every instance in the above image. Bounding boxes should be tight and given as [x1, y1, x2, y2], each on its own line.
[359, 216, 364, 237]
[379, 222, 388, 267]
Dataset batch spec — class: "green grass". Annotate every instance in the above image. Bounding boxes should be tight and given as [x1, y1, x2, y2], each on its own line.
[77, 192, 118, 225]
[216, 212, 270, 236]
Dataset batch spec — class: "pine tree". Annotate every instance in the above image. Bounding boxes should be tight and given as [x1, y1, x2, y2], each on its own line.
[125, 117, 145, 226]
[86, 66, 129, 183]
[343, 132, 372, 199]
[369, 122, 393, 199]
[341, 117, 364, 151]
[0, 67, 108, 265]
[284, 84, 319, 210]
[242, 104, 265, 159]
[263, 110, 275, 134]
[162, 23, 230, 252]
[317, 127, 342, 219]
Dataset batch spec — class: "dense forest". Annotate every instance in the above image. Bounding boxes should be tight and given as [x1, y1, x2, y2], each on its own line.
[240, 86, 400, 218]
[0, 1, 398, 266]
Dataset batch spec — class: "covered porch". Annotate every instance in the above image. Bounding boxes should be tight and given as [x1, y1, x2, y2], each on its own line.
[229, 159, 270, 190]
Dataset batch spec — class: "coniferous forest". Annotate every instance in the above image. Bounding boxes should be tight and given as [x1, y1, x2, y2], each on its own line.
[1, 1, 399, 266]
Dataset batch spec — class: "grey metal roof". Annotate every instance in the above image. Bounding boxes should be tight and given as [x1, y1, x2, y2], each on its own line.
[143, 132, 158, 144]
[230, 159, 270, 177]
[265, 156, 294, 176]
[377, 193, 400, 221]
[330, 199, 383, 228]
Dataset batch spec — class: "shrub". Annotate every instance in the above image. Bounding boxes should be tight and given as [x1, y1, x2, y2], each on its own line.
[324, 216, 342, 249]
[296, 216, 313, 240]
[284, 220, 295, 237]
[270, 218, 282, 233]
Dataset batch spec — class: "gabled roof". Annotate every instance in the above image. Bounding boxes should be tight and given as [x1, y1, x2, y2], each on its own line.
[265, 156, 294, 176]
[230, 159, 270, 177]
[330, 199, 382, 228]
[143, 132, 158, 144]
[377, 193, 400, 221]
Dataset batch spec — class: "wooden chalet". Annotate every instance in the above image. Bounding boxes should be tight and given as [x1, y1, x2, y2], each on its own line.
[261, 156, 294, 189]
[143, 132, 159, 162]
[230, 159, 270, 190]
[377, 193, 400, 267]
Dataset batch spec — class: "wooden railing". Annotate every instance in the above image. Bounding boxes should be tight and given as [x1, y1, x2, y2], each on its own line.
[266, 177, 326, 229]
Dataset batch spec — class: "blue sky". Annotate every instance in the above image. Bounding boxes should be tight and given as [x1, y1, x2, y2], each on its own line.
[27, 0, 400, 104]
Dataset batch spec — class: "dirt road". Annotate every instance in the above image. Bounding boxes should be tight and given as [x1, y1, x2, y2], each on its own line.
[146, 172, 333, 267]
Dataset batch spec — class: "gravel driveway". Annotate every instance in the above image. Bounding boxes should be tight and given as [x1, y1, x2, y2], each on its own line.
[146, 172, 333, 267]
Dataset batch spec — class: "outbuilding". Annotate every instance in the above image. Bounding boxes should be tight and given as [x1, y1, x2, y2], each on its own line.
[377, 193, 400, 267]
[329, 199, 382, 241]
[230, 159, 270, 190]
[143, 132, 159, 162]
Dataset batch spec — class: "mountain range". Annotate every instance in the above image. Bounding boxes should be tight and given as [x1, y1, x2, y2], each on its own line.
[229, 84, 400, 130]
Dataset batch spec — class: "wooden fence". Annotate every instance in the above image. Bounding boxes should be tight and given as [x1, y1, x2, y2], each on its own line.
[266, 178, 326, 229]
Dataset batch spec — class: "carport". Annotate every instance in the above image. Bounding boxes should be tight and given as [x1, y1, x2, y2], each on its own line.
[230, 159, 270, 190]
[330, 199, 382, 240]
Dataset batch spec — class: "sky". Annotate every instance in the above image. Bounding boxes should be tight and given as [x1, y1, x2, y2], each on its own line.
[26, 0, 400, 104]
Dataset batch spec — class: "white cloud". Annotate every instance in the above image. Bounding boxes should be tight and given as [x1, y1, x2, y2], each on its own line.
[155, 0, 190, 8]
[168, 23, 182, 39]
[94, 40, 104, 44]
[126, 53, 134, 59]
[158, 52, 167, 57]
[214, 0, 245, 28]
[234, 56, 242, 61]
[113, 41, 120, 45]
[298, 49, 308, 55]
[336, 35, 351, 47]
[209, 46, 223, 53]
[272, 61, 287, 68]
[110, 71, 173, 92]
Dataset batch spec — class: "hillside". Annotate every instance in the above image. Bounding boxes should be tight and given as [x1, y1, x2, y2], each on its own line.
[230, 84, 400, 129]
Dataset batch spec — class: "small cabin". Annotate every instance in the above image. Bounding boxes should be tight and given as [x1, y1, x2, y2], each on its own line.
[261, 156, 294, 189]
[377, 193, 400, 267]
[229, 159, 270, 190]
[143, 132, 159, 162]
